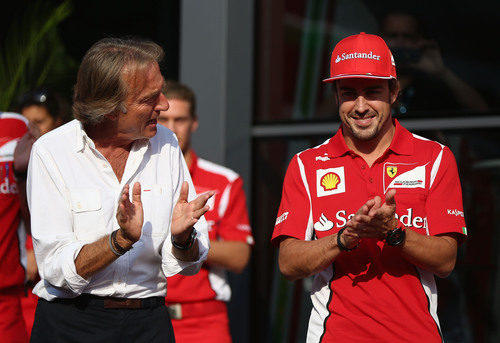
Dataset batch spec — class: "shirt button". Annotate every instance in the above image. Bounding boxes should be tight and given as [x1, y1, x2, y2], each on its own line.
[369, 177, 373, 183]
[361, 165, 366, 170]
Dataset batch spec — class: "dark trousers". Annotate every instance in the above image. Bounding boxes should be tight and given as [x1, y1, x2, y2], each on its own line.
[30, 296, 175, 343]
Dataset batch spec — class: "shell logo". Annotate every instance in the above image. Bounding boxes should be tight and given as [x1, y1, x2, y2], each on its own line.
[320, 172, 340, 191]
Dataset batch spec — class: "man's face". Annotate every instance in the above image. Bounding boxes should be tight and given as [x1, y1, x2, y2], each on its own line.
[157, 98, 198, 153]
[336, 78, 398, 142]
[116, 62, 169, 141]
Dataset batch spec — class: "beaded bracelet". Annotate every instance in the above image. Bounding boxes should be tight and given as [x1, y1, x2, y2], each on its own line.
[109, 230, 131, 256]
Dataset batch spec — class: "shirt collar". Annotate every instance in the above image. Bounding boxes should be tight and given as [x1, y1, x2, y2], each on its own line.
[387, 119, 413, 156]
[326, 119, 413, 157]
[73, 119, 150, 154]
[74, 120, 90, 153]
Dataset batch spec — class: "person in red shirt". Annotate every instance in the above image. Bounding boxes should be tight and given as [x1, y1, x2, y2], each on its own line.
[272, 32, 467, 342]
[12, 89, 71, 338]
[0, 112, 29, 343]
[158, 81, 254, 342]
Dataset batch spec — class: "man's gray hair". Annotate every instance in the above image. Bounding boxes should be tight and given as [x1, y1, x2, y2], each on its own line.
[73, 37, 164, 125]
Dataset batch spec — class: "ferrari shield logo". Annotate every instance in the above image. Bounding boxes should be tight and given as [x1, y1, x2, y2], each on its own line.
[386, 166, 398, 178]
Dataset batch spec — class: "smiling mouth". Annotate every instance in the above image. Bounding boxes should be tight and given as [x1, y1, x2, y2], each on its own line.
[351, 115, 376, 127]
[147, 119, 157, 126]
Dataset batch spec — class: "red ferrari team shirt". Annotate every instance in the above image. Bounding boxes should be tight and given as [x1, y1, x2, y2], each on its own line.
[0, 113, 28, 291]
[272, 120, 467, 343]
[166, 152, 253, 303]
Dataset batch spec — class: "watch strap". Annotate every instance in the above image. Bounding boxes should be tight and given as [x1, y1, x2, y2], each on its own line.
[171, 228, 197, 250]
[337, 227, 358, 252]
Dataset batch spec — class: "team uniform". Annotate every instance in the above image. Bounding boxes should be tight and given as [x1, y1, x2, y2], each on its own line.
[272, 120, 467, 342]
[166, 151, 253, 342]
[0, 112, 29, 343]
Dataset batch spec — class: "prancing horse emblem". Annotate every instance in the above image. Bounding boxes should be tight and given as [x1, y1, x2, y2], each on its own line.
[387, 166, 397, 178]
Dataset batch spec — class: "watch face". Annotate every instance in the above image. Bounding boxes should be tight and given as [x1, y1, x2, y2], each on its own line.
[387, 227, 405, 246]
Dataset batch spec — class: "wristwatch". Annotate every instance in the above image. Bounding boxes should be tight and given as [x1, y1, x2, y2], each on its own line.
[385, 225, 406, 246]
[171, 228, 197, 250]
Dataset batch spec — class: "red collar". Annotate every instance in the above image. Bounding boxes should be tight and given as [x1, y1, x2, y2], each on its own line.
[188, 150, 198, 175]
[326, 119, 413, 158]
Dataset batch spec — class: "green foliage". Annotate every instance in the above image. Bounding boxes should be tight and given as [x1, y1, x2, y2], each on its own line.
[0, 0, 76, 111]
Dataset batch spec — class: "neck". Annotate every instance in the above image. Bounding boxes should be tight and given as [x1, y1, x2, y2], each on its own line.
[343, 123, 395, 167]
[84, 121, 134, 154]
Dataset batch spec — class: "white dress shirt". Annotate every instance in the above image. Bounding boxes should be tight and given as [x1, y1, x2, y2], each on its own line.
[27, 119, 209, 300]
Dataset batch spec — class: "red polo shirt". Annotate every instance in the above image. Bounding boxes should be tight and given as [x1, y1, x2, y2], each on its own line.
[272, 120, 466, 343]
[166, 152, 253, 303]
[0, 113, 28, 292]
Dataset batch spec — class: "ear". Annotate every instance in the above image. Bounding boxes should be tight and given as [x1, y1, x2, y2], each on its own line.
[333, 81, 340, 107]
[389, 80, 400, 105]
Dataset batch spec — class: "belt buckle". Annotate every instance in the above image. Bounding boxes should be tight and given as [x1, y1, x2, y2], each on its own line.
[167, 303, 182, 319]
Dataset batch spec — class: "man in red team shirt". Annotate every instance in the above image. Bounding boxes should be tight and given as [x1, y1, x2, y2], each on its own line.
[272, 32, 467, 342]
[158, 81, 254, 342]
[0, 112, 29, 343]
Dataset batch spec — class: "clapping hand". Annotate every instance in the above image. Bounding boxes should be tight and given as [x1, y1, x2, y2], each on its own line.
[347, 189, 399, 240]
[116, 182, 144, 244]
[171, 181, 214, 243]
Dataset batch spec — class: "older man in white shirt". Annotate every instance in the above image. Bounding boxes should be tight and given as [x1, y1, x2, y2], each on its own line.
[27, 37, 212, 343]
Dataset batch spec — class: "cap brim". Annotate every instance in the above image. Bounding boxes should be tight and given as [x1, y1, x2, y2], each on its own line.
[322, 74, 395, 83]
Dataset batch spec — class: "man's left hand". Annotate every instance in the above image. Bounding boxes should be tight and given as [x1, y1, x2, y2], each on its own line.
[171, 181, 214, 243]
[348, 189, 399, 239]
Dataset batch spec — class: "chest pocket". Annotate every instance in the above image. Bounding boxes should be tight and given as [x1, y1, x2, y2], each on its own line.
[70, 188, 105, 242]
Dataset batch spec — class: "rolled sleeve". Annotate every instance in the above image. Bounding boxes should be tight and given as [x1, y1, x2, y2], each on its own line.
[28, 144, 90, 298]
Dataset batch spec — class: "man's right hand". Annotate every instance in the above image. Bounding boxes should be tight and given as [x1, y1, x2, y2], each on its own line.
[115, 182, 144, 248]
[347, 189, 399, 240]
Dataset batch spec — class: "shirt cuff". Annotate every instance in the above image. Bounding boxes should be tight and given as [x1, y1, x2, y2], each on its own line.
[59, 242, 91, 293]
[161, 230, 210, 277]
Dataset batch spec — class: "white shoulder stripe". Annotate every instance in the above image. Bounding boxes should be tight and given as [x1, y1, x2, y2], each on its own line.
[297, 153, 314, 241]
[411, 133, 445, 149]
[410, 133, 445, 189]
[0, 112, 28, 124]
[430, 148, 444, 188]
[197, 157, 239, 182]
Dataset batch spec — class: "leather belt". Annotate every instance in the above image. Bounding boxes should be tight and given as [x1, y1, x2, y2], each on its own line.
[166, 299, 227, 320]
[52, 294, 165, 309]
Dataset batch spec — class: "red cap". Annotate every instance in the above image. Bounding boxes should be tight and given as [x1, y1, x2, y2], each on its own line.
[323, 32, 396, 82]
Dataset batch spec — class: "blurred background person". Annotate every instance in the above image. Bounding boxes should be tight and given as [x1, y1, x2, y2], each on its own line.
[12, 88, 71, 338]
[0, 112, 29, 343]
[379, 11, 489, 115]
[159, 81, 254, 343]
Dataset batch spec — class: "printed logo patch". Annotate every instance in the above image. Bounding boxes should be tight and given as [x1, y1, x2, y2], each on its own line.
[317, 167, 345, 197]
[275, 212, 289, 226]
[313, 213, 334, 232]
[386, 166, 398, 178]
[383, 162, 427, 192]
[334, 51, 381, 63]
[447, 209, 464, 217]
